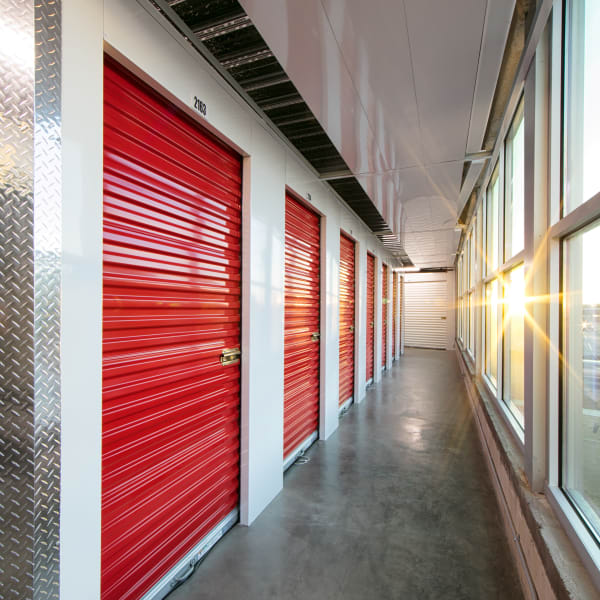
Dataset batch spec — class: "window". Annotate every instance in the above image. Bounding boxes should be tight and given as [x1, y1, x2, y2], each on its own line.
[459, 254, 467, 346]
[466, 234, 471, 291]
[562, 220, 600, 538]
[469, 227, 475, 289]
[505, 101, 525, 259]
[457, 256, 464, 343]
[503, 265, 525, 428]
[458, 1, 600, 585]
[469, 291, 475, 354]
[478, 100, 525, 436]
[467, 228, 476, 356]
[550, 0, 600, 573]
[564, 0, 600, 214]
[485, 279, 498, 387]
[486, 167, 499, 275]
[476, 204, 483, 281]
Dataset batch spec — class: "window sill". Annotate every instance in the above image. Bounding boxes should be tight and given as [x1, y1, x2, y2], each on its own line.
[479, 364, 525, 451]
[546, 486, 600, 592]
[456, 338, 476, 376]
[456, 347, 599, 599]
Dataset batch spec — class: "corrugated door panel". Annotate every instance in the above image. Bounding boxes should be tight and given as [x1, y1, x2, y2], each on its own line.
[366, 253, 375, 381]
[339, 233, 355, 406]
[284, 194, 320, 458]
[103, 57, 242, 600]
[381, 264, 388, 367]
[393, 272, 398, 359]
[404, 280, 448, 349]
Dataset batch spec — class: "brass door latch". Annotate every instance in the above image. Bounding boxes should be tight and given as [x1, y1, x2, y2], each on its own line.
[311, 332, 321, 342]
[220, 347, 241, 366]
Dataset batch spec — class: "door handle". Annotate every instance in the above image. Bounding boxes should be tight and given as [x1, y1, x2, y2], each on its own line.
[370, 321, 374, 327]
[220, 347, 241, 366]
[349, 326, 354, 332]
[311, 332, 320, 342]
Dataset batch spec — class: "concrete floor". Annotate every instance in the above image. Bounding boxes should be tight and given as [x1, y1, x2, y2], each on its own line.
[169, 348, 523, 600]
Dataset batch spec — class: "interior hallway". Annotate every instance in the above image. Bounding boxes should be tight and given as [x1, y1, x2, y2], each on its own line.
[170, 349, 523, 599]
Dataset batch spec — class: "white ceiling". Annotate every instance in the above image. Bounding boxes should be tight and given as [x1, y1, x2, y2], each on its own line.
[240, 0, 514, 267]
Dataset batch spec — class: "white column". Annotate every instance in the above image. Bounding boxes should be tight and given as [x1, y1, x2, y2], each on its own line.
[61, 0, 104, 597]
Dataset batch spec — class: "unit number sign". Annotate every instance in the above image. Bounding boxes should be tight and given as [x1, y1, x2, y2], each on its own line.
[193, 96, 207, 117]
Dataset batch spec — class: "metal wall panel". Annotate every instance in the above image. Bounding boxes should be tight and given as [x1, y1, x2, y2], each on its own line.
[284, 195, 320, 459]
[0, 1, 62, 598]
[404, 280, 448, 350]
[366, 253, 375, 382]
[339, 233, 355, 406]
[382, 264, 388, 367]
[102, 58, 242, 600]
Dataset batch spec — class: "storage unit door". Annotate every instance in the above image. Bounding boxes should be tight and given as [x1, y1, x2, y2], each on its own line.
[339, 233, 355, 406]
[382, 264, 388, 367]
[284, 194, 320, 459]
[103, 58, 242, 600]
[393, 272, 398, 359]
[366, 253, 375, 382]
[404, 279, 448, 350]
[399, 276, 403, 351]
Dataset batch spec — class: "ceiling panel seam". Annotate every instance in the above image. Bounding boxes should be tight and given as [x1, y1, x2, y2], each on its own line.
[400, 0, 426, 169]
[356, 158, 463, 176]
[317, 0, 390, 172]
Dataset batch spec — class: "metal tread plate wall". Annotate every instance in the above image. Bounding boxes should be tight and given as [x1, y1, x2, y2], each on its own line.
[382, 263, 388, 368]
[284, 194, 320, 459]
[366, 253, 375, 382]
[0, 1, 62, 597]
[339, 233, 355, 406]
[102, 57, 242, 600]
[404, 279, 448, 350]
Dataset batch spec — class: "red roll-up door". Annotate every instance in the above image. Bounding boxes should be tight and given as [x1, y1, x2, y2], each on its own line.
[102, 57, 242, 600]
[366, 253, 375, 382]
[339, 233, 355, 407]
[393, 271, 398, 360]
[284, 194, 320, 459]
[382, 264, 388, 368]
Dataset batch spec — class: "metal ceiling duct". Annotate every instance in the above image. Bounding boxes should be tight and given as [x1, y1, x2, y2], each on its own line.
[151, 0, 412, 265]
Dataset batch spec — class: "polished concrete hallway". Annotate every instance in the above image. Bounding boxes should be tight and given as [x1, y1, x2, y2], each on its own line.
[170, 349, 523, 600]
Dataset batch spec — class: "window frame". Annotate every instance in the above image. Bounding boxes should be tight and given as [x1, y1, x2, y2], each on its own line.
[478, 98, 527, 443]
[504, 99, 526, 261]
[547, 194, 600, 587]
[455, 0, 600, 588]
[546, 0, 600, 587]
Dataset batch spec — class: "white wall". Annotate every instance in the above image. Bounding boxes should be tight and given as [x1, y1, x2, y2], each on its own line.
[355, 240, 368, 401]
[58, 0, 396, 596]
[386, 264, 393, 368]
[393, 273, 401, 360]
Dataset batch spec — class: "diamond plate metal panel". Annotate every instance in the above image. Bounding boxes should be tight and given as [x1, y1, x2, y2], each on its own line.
[0, 1, 61, 599]
[0, 1, 36, 597]
[33, 1, 61, 597]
